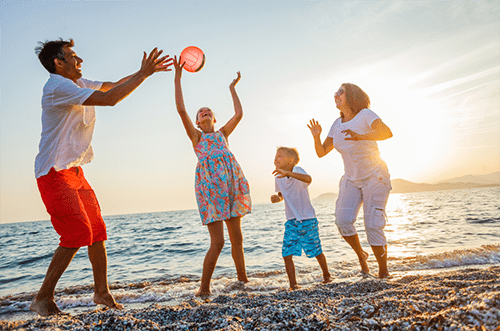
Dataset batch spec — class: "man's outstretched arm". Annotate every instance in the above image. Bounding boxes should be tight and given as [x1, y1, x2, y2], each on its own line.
[84, 48, 172, 106]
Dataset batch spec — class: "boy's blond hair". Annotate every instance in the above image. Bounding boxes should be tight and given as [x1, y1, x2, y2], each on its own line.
[277, 147, 300, 166]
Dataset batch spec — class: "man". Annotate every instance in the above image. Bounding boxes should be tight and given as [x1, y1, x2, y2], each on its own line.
[31, 38, 172, 316]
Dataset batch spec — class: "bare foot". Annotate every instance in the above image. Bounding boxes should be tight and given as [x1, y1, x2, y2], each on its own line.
[289, 284, 300, 291]
[195, 289, 211, 297]
[378, 271, 391, 279]
[93, 292, 123, 310]
[29, 297, 62, 316]
[322, 274, 332, 284]
[359, 250, 370, 273]
[238, 276, 250, 283]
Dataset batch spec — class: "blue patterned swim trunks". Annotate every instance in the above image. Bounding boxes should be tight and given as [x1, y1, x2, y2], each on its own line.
[282, 218, 323, 258]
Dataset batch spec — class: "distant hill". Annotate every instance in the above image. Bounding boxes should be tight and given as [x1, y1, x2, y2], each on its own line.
[437, 171, 500, 185]
[313, 193, 338, 203]
[390, 179, 500, 194]
[313, 171, 500, 198]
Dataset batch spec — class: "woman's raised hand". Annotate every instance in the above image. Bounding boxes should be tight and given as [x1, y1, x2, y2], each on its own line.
[307, 119, 322, 138]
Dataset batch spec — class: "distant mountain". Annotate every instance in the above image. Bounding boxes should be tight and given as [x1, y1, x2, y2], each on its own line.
[314, 171, 500, 198]
[390, 178, 500, 194]
[313, 193, 338, 203]
[437, 171, 500, 185]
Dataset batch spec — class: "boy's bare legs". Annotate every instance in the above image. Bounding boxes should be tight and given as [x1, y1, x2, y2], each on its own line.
[342, 234, 370, 273]
[196, 221, 225, 296]
[29, 246, 79, 316]
[371, 245, 390, 278]
[283, 255, 299, 290]
[88, 241, 123, 309]
[225, 217, 249, 283]
[315, 253, 331, 283]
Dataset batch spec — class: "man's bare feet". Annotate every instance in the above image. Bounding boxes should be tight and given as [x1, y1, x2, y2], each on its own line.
[93, 292, 123, 310]
[289, 284, 300, 290]
[378, 271, 391, 279]
[29, 297, 62, 316]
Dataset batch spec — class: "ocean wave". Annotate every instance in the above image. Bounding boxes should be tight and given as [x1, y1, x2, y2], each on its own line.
[1, 244, 498, 318]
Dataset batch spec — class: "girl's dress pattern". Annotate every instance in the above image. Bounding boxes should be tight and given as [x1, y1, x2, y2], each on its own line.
[194, 130, 251, 225]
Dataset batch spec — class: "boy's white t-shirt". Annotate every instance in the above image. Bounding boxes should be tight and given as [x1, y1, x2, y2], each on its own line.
[327, 108, 387, 181]
[35, 74, 103, 178]
[275, 166, 316, 221]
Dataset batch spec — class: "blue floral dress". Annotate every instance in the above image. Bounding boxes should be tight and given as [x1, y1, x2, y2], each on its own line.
[194, 131, 251, 225]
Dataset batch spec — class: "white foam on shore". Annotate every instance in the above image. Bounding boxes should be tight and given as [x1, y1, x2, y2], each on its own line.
[1, 244, 498, 322]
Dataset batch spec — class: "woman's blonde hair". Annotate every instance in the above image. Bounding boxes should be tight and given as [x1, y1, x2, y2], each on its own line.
[341, 83, 371, 118]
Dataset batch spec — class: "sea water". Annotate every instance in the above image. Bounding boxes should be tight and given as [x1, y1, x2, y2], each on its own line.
[0, 186, 499, 319]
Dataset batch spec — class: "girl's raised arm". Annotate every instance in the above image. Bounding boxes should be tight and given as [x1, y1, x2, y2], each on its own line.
[220, 71, 242, 138]
[174, 56, 201, 147]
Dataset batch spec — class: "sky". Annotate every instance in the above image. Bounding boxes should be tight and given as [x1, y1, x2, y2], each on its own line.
[0, 0, 498, 224]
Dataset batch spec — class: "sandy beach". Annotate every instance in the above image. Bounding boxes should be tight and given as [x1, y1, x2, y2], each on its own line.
[1, 265, 498, 331]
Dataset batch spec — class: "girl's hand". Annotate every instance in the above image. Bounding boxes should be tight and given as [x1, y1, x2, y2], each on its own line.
[307, 119, 322, 138]
[173, 55, 185, 80]
[230, 71, 241, 89]
[273, 168, 289, 178]
[342, 129, 362, 141]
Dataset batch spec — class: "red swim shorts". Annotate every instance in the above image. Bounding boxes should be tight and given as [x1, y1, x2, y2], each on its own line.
[37, 167, 107, 248]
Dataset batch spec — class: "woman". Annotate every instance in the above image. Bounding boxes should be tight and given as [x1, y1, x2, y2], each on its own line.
[308, 83, 393, 278]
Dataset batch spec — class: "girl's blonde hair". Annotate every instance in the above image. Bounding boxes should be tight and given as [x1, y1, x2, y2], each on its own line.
[277, 147, 300, 166]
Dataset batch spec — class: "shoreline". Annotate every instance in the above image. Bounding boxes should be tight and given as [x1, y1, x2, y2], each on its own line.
[2, 265, 499, 330]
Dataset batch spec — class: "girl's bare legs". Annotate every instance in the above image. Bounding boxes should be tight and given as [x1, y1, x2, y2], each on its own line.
[224, 216, 249, 283]
[197, 221, 225, 296]
[371, 245, 390, 278]
[342, 234, 370, 273]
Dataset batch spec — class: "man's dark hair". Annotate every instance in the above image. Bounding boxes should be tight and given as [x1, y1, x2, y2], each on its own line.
[35, 38, 74, 73]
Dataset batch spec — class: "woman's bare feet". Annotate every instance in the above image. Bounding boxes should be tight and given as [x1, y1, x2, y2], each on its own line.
[29, 297, 62, 316]
[359, 250, 370, 273]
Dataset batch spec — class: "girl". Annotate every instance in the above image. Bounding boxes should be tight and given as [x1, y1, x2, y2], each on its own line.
[308, 83, 393, 278]
[173, 56, 251, 296]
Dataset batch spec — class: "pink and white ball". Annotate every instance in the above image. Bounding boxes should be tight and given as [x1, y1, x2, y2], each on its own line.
[180, 46, 205, 73]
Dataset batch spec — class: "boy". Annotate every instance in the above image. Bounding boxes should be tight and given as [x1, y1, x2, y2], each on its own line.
[271, 147, 331, 289]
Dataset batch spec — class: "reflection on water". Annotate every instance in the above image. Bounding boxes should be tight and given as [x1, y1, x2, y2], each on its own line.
[0, 187, 498, 298]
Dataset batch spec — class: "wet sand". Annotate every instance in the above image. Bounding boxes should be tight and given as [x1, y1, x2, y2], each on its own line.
[1, 265, 499, 330]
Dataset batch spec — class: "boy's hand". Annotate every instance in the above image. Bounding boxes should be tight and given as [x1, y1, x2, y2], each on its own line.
[270, 194, 281, 203]
[273, 168, 290, 178]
